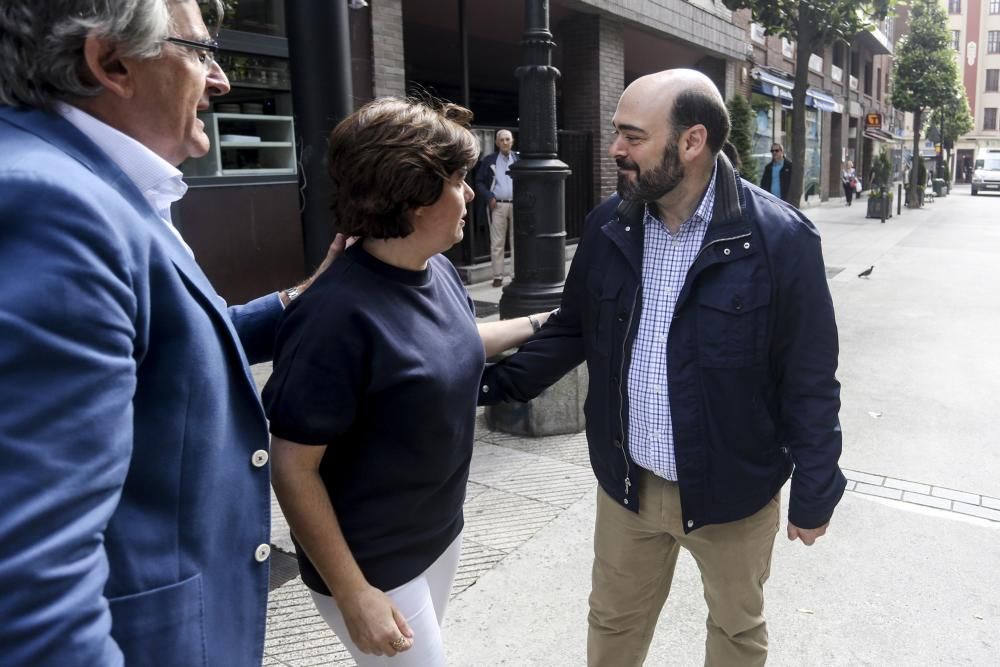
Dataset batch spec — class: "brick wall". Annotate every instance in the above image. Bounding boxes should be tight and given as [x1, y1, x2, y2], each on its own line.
[371, 0, 406, 98]
[559, 14, 624, 206]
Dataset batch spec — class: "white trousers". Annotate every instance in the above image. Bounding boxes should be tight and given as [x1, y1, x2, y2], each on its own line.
[310, 533, 463, 666]
[489, 201, 514, 279]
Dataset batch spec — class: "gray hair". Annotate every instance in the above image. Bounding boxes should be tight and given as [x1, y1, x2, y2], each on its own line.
[0, 0, 223, 110]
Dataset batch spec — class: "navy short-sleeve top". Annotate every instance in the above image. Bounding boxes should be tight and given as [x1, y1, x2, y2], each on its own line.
[263, 243, 485, 593]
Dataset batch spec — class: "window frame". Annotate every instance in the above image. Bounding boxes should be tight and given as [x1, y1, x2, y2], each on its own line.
[984, 108, 998, 131]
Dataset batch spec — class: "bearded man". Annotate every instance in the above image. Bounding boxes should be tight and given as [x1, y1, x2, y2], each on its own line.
[478, 69, 845, 666]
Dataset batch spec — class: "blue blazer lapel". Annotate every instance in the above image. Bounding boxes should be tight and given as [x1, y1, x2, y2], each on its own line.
[1, 106, 254, 376]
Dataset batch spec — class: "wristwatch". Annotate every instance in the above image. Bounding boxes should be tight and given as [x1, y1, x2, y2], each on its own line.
[283, 286, 300, 303]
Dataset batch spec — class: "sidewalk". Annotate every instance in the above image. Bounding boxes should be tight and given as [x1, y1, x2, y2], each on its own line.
[257, 186, 1000, 666]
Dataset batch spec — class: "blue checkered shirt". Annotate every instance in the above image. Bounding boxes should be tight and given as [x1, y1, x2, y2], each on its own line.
[627, 167, 716, 480]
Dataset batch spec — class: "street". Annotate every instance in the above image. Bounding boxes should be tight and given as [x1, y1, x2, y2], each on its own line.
[261, 185, 1000, 666]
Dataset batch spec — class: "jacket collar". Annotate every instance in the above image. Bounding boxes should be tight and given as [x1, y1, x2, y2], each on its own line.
[602, 151, 748, 275]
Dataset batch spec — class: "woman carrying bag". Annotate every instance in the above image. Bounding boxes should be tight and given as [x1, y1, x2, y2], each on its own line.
[841, 160, 858, 206]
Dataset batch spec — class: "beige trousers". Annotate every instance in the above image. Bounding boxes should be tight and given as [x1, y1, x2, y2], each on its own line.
[489, 201, 514, 279]
[588, 469, 780, 667]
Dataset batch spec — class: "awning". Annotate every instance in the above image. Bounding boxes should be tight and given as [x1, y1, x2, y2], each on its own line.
[806, 88, 843, 114]
[863, 128, 901, 144]
[753, 68, 793, 101]
[753, 68, 843, 113]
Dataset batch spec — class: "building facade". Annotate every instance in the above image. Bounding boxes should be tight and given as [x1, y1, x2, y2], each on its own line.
[174, 1, 907, 299]
[946, 0, 1000, 181]
[745, 15, 901, 201]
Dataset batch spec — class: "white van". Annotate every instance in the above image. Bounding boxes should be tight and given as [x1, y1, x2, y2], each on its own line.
[971, 148, 1000, 195]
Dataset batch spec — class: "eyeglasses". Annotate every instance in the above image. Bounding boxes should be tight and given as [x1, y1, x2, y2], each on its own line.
[770, 149, 782, 153]
[164, 36, 219, 71]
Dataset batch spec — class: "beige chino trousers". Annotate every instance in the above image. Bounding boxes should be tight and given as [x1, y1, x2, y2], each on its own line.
[588, 469, 780, 667]
[489, 200, 514, 280]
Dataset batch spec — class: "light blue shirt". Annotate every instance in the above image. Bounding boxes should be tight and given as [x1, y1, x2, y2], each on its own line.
[770, 160, 784, 197]
[627, 166, 716, 480]
[492, 152, 515, 200]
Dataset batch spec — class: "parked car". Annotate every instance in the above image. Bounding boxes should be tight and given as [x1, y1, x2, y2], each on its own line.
[971, 148, 1000, 196]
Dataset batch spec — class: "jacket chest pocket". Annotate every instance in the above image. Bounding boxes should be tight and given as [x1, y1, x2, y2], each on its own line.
[696, 283, 770, 367]
[585, 269, 627, 357]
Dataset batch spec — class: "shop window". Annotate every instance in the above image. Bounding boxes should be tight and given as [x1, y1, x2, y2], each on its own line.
[987, 70, 1000, 92]
[223, 0, 286, 37]
[984, 108, 998, 131]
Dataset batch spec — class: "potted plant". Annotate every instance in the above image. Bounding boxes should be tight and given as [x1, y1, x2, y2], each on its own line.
[867, 149, 894, 220]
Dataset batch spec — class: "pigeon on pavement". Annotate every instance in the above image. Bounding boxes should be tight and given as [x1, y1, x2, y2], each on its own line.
[858, 265, 874, 278]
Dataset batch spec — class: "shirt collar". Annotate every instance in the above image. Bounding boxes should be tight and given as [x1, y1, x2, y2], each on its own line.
[56, 103, 188, 213]
[643, 163, 717, 232]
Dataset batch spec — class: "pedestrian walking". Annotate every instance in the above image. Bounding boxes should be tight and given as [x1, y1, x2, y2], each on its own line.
[842, 160, 858, 206]
[263, 97, 551, 667]
[760, 141, 793, 203]
[480, 68, 845, 667]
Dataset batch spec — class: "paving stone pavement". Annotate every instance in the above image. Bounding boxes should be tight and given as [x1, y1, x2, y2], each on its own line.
[260, 404, 999, 666]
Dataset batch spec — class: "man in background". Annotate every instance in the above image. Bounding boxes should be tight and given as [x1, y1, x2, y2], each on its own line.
[760, 141, 793, 203]
[475, 129, 519, 287]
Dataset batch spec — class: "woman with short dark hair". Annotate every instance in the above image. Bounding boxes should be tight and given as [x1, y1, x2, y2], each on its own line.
[263, 97, 549, 666]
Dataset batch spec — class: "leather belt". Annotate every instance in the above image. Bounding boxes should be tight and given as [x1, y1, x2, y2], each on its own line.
[495, 199, 513, 203]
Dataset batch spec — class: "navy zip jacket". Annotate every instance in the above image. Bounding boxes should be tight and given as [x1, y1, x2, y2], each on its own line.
[479, 153, 845, 533]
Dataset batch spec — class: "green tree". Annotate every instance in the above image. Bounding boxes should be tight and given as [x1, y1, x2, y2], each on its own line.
[723, 0, 891, 206]
[727, 94, 759, 183]
[890, 0, 960, 206]
[928, 88, 973, 182]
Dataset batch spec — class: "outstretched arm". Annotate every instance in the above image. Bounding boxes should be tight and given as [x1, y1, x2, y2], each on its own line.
[477, 310, 555, 358]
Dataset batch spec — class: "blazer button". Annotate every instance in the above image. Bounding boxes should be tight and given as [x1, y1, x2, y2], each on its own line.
[255, 544, 271, 563]
[613, 439, 623, 449]
[611, 375, 619, 385]
[617, 311, 628, 322]
[686, 520, 694, 528]
[251, 450, 269, 467]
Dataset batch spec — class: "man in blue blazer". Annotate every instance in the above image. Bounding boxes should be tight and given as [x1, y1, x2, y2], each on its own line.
[0, 2, 337, 665]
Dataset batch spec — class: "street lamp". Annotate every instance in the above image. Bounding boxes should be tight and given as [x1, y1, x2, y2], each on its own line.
[498, 0, 571, 318]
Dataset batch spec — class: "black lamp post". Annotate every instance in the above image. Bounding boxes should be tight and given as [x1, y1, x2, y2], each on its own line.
[284, 0, 354, 272]
[498, 0, 571, 319]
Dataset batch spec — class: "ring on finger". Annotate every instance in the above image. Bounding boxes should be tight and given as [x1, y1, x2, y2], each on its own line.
[390, 635, 407, 651]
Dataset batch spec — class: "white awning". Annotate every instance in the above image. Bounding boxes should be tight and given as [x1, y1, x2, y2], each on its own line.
[806, 88, 843, 114]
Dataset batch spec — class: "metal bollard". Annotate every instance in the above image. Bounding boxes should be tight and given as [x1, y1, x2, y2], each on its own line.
[897, 183, 902, 216]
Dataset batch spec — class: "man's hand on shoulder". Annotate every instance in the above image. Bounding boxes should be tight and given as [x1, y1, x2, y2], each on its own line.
[787, 521, 829, 546]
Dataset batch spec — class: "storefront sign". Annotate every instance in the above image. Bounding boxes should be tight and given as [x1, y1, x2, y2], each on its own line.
[865, 113, 883, 130]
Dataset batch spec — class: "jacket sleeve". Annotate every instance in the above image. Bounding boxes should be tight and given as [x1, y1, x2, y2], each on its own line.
[771, 215, 846, 529]
[474, 156, 495, 203]
[229, 294, 283, 365]
[478, 211, 596, 405]
[0, 173, 135, 666]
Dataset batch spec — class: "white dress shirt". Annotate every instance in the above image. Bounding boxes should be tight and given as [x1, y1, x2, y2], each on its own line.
[57, 103, 193, 257]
